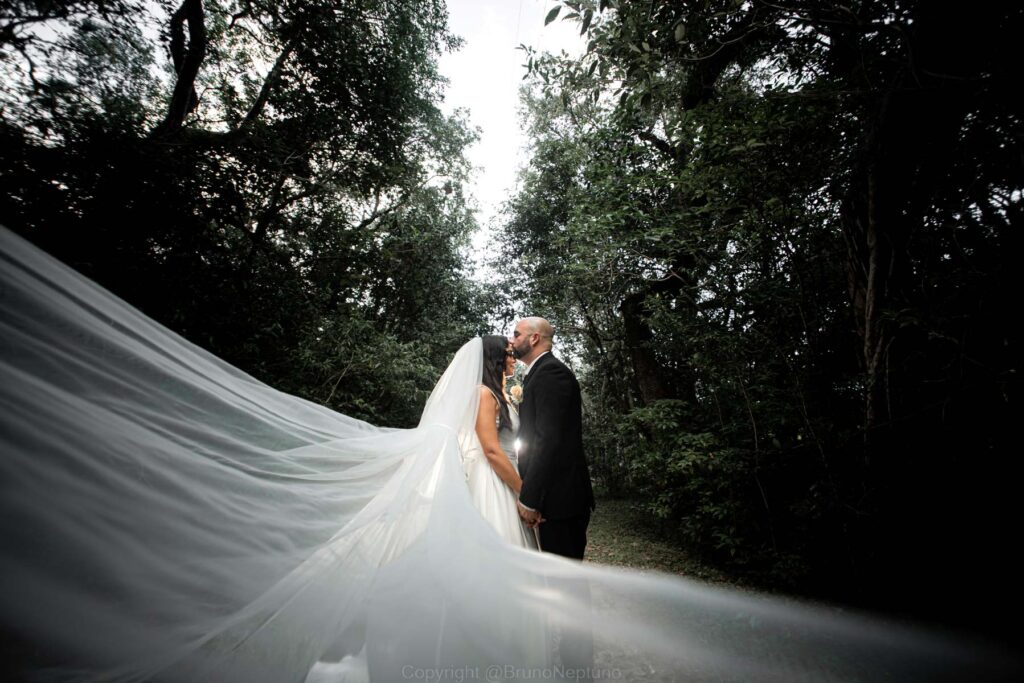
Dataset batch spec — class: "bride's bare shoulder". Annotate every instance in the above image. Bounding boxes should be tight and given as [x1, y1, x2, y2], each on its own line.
[477, 385, 499, 408]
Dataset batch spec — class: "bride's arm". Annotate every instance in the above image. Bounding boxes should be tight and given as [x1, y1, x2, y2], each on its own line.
[474, 388, 523, 494]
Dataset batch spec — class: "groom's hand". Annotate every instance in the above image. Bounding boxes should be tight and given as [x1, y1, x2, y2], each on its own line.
[517, 501, 543, 528]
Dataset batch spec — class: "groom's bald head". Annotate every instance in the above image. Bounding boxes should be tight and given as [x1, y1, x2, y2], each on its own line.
[511, 316, 554, 363]
[522, 317, 554, 343]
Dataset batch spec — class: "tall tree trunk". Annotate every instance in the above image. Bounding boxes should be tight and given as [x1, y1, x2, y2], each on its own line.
[153, 0, 206, 137]
[843, 160, 893, 460]
[619, 260, 699, 407]
[620, 291, 673, 406]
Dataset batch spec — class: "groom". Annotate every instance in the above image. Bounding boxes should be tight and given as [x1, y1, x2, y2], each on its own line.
[512, 317, 596, 559]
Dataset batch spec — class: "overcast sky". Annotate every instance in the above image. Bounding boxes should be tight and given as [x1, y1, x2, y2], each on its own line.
[436, 0, 584, 272]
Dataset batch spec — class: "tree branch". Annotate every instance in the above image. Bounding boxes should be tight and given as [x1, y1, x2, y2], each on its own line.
[239, 37, 297, 130]
[153, 0, 206, 136]
[636, 130, 689, 164]
[355, 193, 410, 231]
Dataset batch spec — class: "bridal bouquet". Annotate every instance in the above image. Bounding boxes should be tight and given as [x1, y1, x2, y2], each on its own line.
[505, 363, 526, 405]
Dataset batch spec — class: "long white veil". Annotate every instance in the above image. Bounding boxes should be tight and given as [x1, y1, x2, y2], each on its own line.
[1, 226, 1019, 682]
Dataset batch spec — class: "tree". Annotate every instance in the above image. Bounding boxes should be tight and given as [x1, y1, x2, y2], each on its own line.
[1, 0, 492, 426]
[504, 0, 1022, 638]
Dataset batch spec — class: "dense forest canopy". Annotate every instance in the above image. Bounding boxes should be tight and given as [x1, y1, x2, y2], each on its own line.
[1, 0, 495, 426]
[499, 0, 1021, 639]
[1, 0, 1021, 645]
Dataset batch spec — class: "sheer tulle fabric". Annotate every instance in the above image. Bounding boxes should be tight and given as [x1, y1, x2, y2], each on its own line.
[0, 226, 1018, 682]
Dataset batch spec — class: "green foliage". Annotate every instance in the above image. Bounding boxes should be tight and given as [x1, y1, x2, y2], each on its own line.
[619, 400, 813, 587]
[504, 0, 1023, 632]
[282, 315, 439, 426]
[0, 0, 492, 428]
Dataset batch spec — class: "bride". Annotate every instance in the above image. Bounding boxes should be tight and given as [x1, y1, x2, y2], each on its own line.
[1, 226, 1018, 682]
[464, 335, 537, 550]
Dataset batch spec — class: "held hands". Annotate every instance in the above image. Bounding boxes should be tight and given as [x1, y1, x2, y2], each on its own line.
[516, 501, 544, 529]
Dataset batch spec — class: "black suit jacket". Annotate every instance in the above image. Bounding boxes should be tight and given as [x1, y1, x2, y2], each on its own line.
[517, 353, 595, 520]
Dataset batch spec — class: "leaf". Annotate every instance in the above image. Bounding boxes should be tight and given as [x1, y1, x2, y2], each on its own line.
[588, 59, 598, 77]
[580, 9, 593, 35]
[544, 6, 561, 25]
[674, 22, 686, 42]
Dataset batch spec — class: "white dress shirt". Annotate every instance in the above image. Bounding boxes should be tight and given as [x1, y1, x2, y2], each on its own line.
[523, 350, 549, 377]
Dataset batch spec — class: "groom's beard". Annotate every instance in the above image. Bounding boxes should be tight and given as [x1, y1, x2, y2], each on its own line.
[511, 342, 530, 360]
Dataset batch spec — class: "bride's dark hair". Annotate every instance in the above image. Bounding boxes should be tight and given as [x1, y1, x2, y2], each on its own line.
[481, 335, 512, 432]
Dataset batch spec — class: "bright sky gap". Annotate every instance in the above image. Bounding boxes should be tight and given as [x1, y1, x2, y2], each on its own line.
[436, 0, 584, 278]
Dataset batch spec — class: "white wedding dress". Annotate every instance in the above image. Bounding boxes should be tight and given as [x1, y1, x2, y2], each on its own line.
[463, 389, 538, 550]
[1, 226, 1018, 682]
[308, 393, 545, 683]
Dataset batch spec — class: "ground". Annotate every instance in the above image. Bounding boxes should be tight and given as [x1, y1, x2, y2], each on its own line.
[579, 496, 749, 681]
[583, 496, 734, 585]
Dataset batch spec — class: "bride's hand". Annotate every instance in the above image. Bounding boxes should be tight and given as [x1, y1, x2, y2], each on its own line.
[517, 501, 542, 527]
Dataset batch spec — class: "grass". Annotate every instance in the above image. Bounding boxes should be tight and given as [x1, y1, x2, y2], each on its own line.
[583, 495, 738, 586]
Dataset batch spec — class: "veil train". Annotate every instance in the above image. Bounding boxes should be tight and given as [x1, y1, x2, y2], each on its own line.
[1, 226, 1019, 682]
